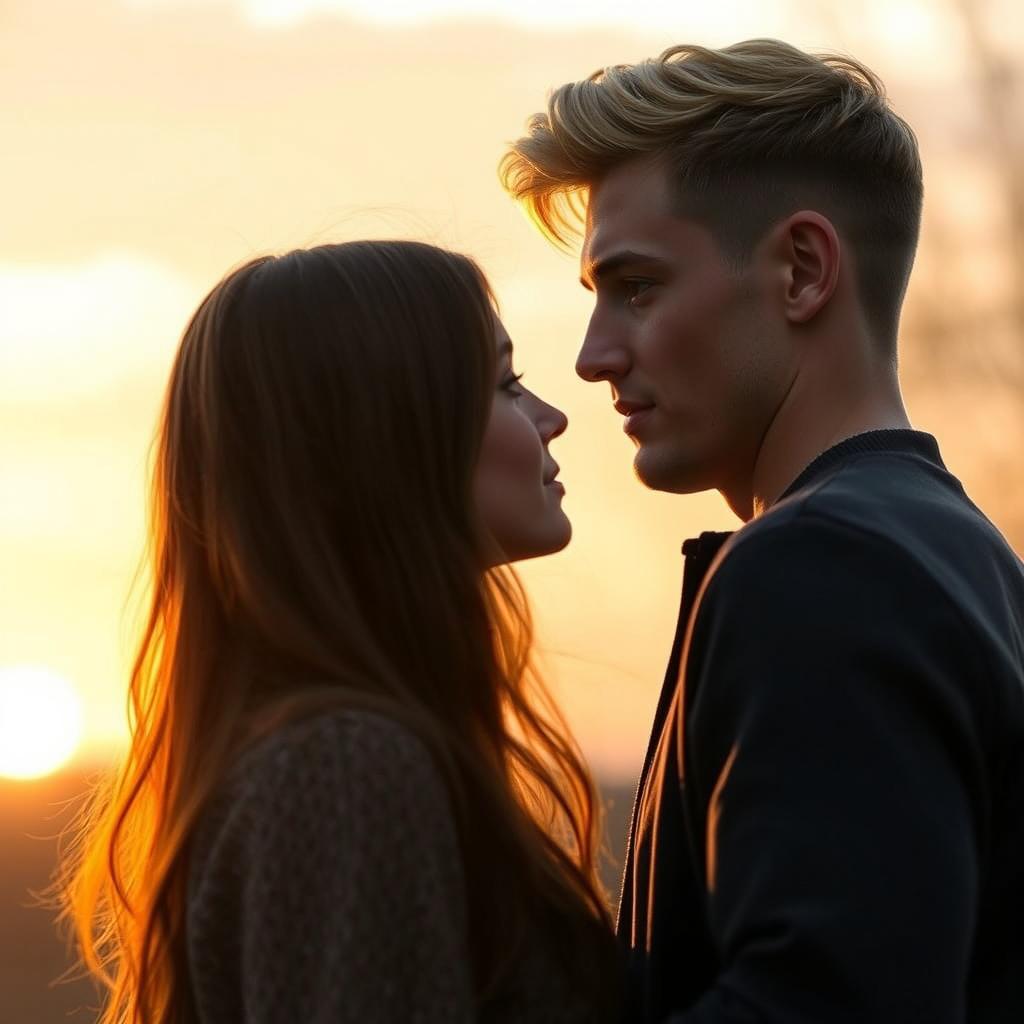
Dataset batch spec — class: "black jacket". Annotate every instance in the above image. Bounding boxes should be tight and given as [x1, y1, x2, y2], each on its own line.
[617, 430, 1024, 1023]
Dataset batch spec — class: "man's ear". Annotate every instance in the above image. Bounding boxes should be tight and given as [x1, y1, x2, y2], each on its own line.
[774, 211, 841, 324]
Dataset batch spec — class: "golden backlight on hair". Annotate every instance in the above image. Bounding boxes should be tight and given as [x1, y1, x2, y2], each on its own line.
[500, 38, 923, 346]
[501, 39, 909, 239]
[57, 241, 620, 1024]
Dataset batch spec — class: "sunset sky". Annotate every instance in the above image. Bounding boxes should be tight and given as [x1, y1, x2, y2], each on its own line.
[2, 0, 1021, 778]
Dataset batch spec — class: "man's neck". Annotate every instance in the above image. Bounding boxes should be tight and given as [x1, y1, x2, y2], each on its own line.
[726, 373, 911, 522]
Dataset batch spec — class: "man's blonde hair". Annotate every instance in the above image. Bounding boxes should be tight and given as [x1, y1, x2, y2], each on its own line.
[501, 38, 923, 344]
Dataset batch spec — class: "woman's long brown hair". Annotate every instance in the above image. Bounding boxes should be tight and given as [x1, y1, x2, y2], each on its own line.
[57, 241, 620, 1022]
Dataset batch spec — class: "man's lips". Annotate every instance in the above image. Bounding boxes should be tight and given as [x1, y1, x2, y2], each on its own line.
[614, 400, 655, 435]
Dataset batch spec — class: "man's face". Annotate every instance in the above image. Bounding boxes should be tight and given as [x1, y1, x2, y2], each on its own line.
[578, 157, 795, 512]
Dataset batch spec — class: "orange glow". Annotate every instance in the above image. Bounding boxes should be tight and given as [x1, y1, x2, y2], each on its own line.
[2, 0, 1021, 781]
[705, 744, 739, 894]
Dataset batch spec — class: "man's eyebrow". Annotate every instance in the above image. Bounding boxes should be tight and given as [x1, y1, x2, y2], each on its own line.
[497, 339, 513, 357]
[579, 250, 670, 290]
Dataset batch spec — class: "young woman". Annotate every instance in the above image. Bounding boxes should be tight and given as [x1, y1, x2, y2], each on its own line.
[60, 241, 622, 1023]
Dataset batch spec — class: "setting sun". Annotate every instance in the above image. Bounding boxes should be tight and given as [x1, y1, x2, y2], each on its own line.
[0, 665, 84, 780]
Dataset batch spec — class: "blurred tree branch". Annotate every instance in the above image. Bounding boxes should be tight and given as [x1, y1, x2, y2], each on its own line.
[800, 0, 1023, 546]
[915, 0, 1023, 548]
[955, 0, 1024, 341]
[907, 0, 1023, 396]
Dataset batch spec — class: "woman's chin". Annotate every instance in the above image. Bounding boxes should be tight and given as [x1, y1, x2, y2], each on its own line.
[518, 513, 573, 563]
[553, 510, 573, 551]
[490, 513, 573, 567]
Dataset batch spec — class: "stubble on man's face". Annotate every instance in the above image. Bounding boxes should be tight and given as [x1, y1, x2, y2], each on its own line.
[580, 158, 788, 506]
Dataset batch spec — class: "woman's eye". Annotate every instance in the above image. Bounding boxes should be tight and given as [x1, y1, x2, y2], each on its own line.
[502, 372, 525, 396]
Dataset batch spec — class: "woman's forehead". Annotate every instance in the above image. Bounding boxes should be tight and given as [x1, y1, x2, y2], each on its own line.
[495, 320, 513, 355]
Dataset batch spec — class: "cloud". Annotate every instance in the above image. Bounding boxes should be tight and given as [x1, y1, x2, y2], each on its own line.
[125, 0, 787, 35]
[0, 253, 197, 403]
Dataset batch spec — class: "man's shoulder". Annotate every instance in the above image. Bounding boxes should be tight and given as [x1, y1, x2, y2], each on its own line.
[709, 499, 894, 596]
[700, 449, 1023, 658]
[722, 446, 1014, 578]
[712, 461, 913, 578]
[774, 445, 1002, 547]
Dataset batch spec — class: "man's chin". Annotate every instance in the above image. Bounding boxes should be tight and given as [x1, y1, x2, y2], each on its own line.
[633, 447, 708, 496]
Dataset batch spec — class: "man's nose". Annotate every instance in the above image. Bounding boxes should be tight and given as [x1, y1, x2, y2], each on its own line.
[576, 315, 630, 382]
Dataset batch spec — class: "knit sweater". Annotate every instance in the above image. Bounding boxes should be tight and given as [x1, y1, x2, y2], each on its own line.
[186, 709, 595, 1023]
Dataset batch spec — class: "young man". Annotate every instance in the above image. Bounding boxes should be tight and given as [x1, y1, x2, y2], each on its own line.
[502, 39, 1024, 1023]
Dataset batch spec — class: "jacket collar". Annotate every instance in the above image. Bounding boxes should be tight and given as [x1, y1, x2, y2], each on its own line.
[777, 428, 944, 504]
[680, 430, 943, 554]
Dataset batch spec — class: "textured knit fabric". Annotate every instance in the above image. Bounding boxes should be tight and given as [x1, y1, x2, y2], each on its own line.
[186, 709, 594, 1023]
[618, 430, 1024, 1023]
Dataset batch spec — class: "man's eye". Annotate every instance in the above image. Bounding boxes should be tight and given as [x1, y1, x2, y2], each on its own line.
[624, 280, 654, 305]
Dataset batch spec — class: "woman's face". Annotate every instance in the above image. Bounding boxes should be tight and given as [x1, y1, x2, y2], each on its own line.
[474, 321, 571, 565]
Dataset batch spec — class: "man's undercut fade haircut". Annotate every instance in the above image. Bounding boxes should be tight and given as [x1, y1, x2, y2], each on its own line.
[500, 38, 924, 348]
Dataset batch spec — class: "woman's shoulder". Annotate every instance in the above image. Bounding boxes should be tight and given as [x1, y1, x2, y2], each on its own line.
[187, 714, 475, 1021]
[190, 707, 459, 886]
[230, 706, 444, 795]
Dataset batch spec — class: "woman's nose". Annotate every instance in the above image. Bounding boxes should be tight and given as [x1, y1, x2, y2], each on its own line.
[529, 392, 568, 442]
[544, 404, 568, 441]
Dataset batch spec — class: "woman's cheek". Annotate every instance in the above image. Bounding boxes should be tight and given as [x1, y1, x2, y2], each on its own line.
[485, 404, 542, 481]
[475, 405, 542, 533]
